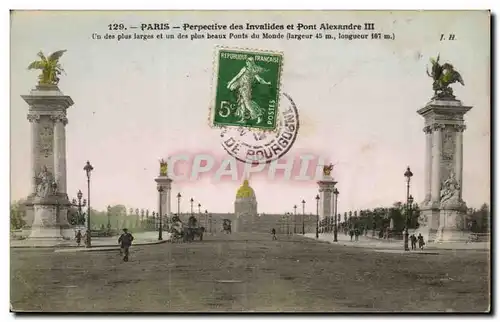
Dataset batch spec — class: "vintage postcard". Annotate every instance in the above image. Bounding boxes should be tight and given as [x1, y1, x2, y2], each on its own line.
[10, 10, 490, 313]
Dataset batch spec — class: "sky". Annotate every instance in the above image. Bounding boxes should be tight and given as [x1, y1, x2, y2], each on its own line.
[10, 10, 490, 215]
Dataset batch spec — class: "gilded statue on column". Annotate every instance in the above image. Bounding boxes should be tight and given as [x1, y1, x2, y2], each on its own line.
[323, 163, 334, 176]
[427, 54, 465, 100]
[159, 159, 168, 176]
[27, 50, 67, 86]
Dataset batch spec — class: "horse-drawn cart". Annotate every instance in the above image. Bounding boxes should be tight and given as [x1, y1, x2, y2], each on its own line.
[169, 215, 205, 243]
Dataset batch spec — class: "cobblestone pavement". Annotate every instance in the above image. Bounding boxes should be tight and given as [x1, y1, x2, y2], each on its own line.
[10, 232, 490, 312]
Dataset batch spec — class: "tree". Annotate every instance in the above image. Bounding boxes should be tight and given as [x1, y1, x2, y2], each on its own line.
[479, 203, 490, 233]
[10, 200, 26, 230]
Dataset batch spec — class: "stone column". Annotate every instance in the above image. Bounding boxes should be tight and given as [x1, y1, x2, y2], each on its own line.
[155, 176, 173, 229]
[423, 126, 433, 203]
[27, 113, 40, 194]
[22, 85, 74, 242]
[52, 114, 68, 193]
[165, 186, 171, 217]
[318, 175, 337, 233]
[454, 124, 466, 200]
[431, 123, 444, 204]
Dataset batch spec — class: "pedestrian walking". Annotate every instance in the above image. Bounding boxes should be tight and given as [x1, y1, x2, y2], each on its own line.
[271, 228, 277, 240]
[118, 228, 134, 262]
[75, 230, 82, 247]
[349, 229, 354, 241]
[354, 228, 360, 241]
[83, 230, 91, 247]
[410, 234, 417, 250]
[417, 233, 425, 250]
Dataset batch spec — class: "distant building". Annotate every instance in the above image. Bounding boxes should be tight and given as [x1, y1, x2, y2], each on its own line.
[175, 179, 317, 234]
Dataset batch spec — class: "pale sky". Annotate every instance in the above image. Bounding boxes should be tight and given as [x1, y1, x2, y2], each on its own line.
[10, 10, 490, 214]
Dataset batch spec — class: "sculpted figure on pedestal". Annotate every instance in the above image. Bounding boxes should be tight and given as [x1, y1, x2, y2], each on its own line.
[440, 171, 461, 206]
[35, 166, 56, 198]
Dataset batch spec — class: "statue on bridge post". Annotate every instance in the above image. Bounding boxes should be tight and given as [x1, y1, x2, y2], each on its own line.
[427, 54, 465, 100]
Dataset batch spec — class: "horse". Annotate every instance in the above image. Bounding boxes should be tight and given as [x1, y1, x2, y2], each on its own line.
[183, 226, 205, 242]
[222, 219, 232, 234]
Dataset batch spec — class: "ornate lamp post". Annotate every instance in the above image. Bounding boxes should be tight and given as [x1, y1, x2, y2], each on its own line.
[404, 166, 413, 201]
[284, 212, 289, 235]
[315, 195, 320, 239]
[293, 205, 297, 234]
[406, 195, 414, 250]
[190, 198, 194, 215]
[83, 161, 94, 248]
[333, 187, 339, 242]
[176, 192, 181, 215]
[157, 186, 164, 240]
[106, 205, 111, 232]
[71, 189, 86, 227]
[301, 200, 306, 235]
[404, 166, 413, 251]
[204, 209, 208, 228]
[198, 203, 201, 222]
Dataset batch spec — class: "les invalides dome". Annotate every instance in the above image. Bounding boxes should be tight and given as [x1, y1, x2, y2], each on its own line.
[234, 179, 258, 220]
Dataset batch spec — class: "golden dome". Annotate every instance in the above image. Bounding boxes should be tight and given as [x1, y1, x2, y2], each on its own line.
[236, 179, 256, 199]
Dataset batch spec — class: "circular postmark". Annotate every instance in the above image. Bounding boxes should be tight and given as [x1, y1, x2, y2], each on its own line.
[219, 92, 299, 164]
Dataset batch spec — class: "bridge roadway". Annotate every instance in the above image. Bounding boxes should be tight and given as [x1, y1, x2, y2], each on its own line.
[11, 232, 489, 312]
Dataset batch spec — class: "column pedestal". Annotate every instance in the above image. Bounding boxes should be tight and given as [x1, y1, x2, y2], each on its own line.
[416, 98, 472, 243]
[155, 175, 173, 231]
[29, 196, 65, 240]
[317, 174, 337, 235]
[22, 85, 74, 241]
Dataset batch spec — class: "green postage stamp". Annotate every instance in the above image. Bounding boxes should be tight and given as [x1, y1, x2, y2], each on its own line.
[210, 47, 284, 131]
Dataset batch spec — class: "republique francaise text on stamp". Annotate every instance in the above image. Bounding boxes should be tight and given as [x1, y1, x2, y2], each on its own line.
[210, 47, 284, 131]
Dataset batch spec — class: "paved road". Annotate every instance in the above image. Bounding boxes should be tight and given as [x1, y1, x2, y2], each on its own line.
[11, 232, 490, 312]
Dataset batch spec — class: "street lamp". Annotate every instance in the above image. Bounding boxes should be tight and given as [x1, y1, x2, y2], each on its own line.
[284, 212, 289, 235]
[405, 194, 414, 250]
[293, 205, 297, 234]
[157, 186, 164, 240]
[315, 195, 320, 239]
[71, 189, 86, 226]
[176, 192, 181, 215]
[205, 209, 208, 228]
[404, 166, 413, 201]
[83, 160, 94, 248]
[190, 198, 194, 215]
[301, 200, 306, 235]
[106, 205, 111, 232]
[333, 188, 339, 242]
[404, 166, 413, 251]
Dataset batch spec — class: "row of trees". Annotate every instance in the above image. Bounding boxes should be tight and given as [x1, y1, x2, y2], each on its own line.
[9, 201, 163, 233]
[331, 201, 422, 233]
[339, 202, 491, 234]
[10, 199, 491, 234]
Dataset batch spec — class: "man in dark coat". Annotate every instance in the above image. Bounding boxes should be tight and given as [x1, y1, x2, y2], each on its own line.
[410, 234, 417, 250]
[118, 228, 134, 261]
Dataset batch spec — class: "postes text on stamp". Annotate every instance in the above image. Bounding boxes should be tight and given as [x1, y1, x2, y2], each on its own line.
[211, 47, 283, 131]
[220, 92, 299, 164]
